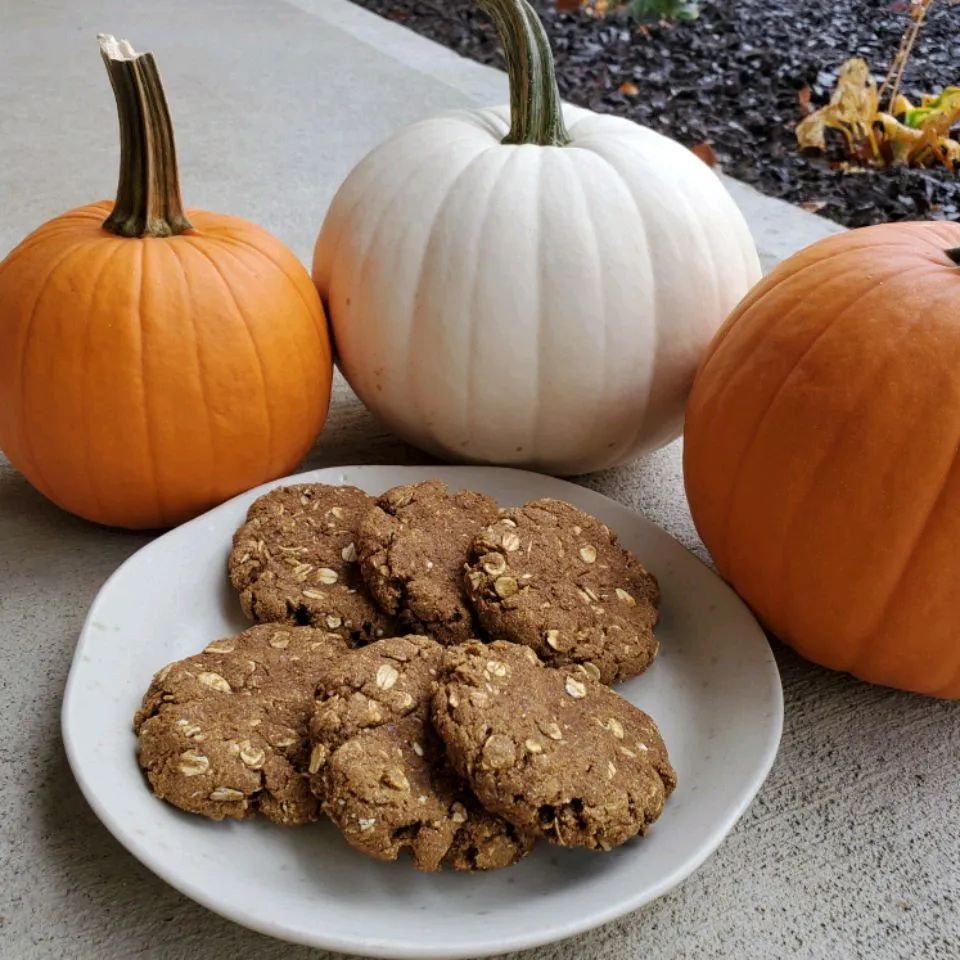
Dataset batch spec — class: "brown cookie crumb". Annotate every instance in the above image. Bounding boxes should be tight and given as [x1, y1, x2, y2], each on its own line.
[134, 625, 347, 824]
[229, 484, 394, 644]
[309, 635, 533, 871]
[432, 640, 676, 851]
[357, 481, 499, 645]
[465, 499, 660, 684]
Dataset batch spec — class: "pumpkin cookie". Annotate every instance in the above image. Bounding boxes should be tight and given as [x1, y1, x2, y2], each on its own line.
[432, 640, 676, 851]
[229, 483, 394, 645]
[134, 624, 348, 824]
[309, 634, 533, 871]
[357, 480, 500, 645]
[464, 499, 660, 684]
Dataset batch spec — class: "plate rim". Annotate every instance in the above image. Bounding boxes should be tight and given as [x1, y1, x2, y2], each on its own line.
[61, 464, 783, 959]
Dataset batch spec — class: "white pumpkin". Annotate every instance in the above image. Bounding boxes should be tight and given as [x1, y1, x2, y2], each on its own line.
[314, 0, 760, 474]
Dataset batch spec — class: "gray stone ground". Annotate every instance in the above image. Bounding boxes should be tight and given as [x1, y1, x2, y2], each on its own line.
[1, 1, 957, 959]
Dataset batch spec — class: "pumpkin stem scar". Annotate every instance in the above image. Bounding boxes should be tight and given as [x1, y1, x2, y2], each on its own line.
[946, 247, 960, 266]
[98, 33, 193, 238]
[478, 0, 571, 148]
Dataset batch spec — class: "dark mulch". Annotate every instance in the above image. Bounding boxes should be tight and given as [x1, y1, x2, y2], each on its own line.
[350, 0, 960, 227]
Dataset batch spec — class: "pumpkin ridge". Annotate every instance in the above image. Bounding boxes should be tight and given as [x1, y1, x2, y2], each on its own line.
[344, 144, 486, 382]
[900, 222, 960, 261]
[11, 238, 96, 497]
[562, 148, 611, 461]
[880, 219, 960, 259]
[848, 449, 959, 685]
[333, 132, 491, 302]
[689, 257, 888, 476]
[710, 262, 871, 387]
[206, 236, 316, 450]
[207, 232, 329, 358]
[0, 219, 101, 272]
[463, 148, 522, 451]
[336, 197, 399, 389]
[570, 141, 661, 462]
[135, 241, 167, 527]
[715, 269, 897, 579]
[180, 236, 276, 480]
[161, 237, 217, 512]
[78, 239, 130, 521]
[562, 108, 602, 140]
[317, 130, 487, 302]
[392, 143, 505, 449]
[695, 240, 935, 387]
[530, 146, 545, 463]
[765, 262, 949, 637]
[667, 160, 723, 328]
[836, 288, 960, 671]
[468, 105, 511, 141]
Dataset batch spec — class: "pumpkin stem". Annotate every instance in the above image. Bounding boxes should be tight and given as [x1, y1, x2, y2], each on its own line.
[99, 34, 192, 238]
[947, 247, 960, 266]
[478, 0, 571, 147]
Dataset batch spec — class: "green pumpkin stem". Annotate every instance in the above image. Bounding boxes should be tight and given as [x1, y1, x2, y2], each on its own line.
[478, 0, 571, 147]
[99, 34, 192, 238]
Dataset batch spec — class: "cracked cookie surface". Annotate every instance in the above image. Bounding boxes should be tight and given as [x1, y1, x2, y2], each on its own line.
[134, 624, 348, 824]
[229, 483, 394, 644]
[432, 640, 676, 851]
[465, 498, 660, 684]
[357, 481, 499, 645]
[309, 634, 533, 871]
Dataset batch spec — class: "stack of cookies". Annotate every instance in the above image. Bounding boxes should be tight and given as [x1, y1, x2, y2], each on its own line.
[134, 480, 677, 872]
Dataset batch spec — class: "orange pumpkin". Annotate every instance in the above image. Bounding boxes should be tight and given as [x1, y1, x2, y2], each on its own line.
[0, 36, 332, 529]
[684, 220, 960, 698]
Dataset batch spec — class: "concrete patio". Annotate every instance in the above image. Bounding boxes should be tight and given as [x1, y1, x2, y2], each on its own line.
[3, 2, 954, 960]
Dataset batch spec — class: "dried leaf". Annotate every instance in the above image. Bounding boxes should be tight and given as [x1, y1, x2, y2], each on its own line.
[798, 85, 812, 115]
[877, 112, 924, 163]
[691, 142, 718, 167]
[943, 138, 960, 168]
[618, 80, 640, 97]
[581, 0, 609, 14]
[891, 93, 914, 116]
[800, 200, 827, 213]
[795, 58, 879, 157]
[796, 111, 827, 152]
[800, 45, 960, 171]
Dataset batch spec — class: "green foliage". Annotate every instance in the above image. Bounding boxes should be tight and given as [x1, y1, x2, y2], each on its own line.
[626, 0, 699, 22]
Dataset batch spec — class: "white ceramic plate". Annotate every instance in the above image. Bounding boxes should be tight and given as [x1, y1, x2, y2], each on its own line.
[62, 465, 782, 959]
